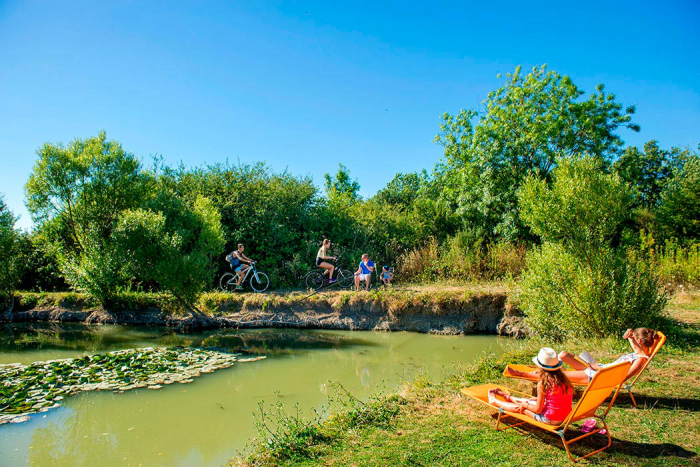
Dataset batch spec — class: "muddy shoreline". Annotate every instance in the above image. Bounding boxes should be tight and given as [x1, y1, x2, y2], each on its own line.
[0, 290, 526, 336]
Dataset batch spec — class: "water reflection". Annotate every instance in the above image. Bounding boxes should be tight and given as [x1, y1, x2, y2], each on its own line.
[0, 323, 376, 362]
[0, 323, 503, 467]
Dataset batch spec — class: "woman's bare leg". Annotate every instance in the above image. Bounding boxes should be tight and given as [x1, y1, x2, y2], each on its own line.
[563, 370, 590, 385]
[319, 262, 334, 279]
[487, 389, 522, 412]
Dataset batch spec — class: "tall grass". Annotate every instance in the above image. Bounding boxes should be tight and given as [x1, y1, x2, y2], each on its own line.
[651, 240, 700, 287]
[396, 236, 527, 282]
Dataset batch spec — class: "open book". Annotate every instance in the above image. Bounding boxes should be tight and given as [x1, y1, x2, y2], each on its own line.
[578, 351, 597, 366]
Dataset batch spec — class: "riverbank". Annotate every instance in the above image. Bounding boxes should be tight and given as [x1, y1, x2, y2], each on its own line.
[1, 284, 525, 336]
[234, 290, 700, 466]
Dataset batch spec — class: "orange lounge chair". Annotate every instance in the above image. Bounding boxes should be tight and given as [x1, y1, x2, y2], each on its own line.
[502, 332, 666, 408]
[461, 361, 631, 463]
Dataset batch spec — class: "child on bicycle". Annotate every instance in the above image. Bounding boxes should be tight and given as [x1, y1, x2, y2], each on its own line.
[316, 239, 337, 283]
[228, 244, 254, 290]
[380, 265, 394, 286]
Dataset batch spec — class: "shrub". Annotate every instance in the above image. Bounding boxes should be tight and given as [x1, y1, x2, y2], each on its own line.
[518, 156, 667, 339]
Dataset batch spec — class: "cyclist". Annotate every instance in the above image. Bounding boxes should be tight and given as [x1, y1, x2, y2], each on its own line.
[316, 239, 337, 283]
[228, 244, 254, 290]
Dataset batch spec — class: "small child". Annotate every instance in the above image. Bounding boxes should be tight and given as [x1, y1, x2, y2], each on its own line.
[380, 266, 394, 287]
[488, 347, 573, 425]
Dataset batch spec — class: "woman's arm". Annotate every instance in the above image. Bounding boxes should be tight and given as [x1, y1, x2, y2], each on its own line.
[626, 358, 646, 380]
[520, 381, 545, 413]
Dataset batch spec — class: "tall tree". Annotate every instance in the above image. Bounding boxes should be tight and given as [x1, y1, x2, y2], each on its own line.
[324, 164, 360, 200]
[656, 153, 700, 242]
[0, 195, 23, 307]
[435, 65, 639, 240]
[613, 140, 673, 209]
[25, 132, 150, 304]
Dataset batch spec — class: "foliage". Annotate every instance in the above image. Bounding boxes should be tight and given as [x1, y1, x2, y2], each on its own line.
[518, 156, 667, 339]
[244, 383, 405, 465]
[656, 153, 700, 242]
[613, 140, 675, 209]
[396, 236, 527, 282]
[324, 163, 360, 200]
[114, 194, 225, 307]
[0, 196, 23, 305]
[25, 131, 148, 252]
[24, 132, 149, 304]
[435, 64, 639, 240]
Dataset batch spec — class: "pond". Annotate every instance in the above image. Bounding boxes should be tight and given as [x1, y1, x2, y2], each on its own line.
[0, 323, 504, 466]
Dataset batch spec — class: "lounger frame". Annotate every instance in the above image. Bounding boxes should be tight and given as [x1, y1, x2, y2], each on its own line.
[503, 332, 666, 408]
[462, 361, 631, 463]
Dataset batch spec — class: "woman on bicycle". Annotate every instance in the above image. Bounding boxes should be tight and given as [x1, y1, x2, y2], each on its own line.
[229, 244, 254, 290]
[316, 239, 337, 283]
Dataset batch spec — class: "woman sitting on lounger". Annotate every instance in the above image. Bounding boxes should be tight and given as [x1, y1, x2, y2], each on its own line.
[506, 328, 659, 385]
[489, 347, 573, 425]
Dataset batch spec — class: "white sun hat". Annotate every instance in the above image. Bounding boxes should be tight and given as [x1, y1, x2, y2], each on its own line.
[532, 347, 563, 370]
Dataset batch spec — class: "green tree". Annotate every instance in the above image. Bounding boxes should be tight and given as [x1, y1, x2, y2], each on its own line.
[25, 132, 150, 304]
[656, 153, 700, 242]
[0, 195, 23, 307]
[518, 156, 666, 339]
[435, 65, 639, 240]
[613, 140, 673, 209]
[114, 193, 225, 313]
[324, 164, 360, 200]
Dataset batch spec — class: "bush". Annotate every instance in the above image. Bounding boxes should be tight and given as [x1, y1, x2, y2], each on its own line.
[518, 156, 667, 339]
[520, 243, 667, 340]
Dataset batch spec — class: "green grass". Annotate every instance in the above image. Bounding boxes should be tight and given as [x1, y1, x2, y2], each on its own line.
[234, 291, 700, 466]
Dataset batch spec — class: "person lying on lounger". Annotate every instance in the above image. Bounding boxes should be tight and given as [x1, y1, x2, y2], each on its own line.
[488, 347, 573, 425]
[506, 327, 659, 385]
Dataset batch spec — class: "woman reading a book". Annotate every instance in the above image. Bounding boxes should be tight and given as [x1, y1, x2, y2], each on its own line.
[506, 328, 659, 384]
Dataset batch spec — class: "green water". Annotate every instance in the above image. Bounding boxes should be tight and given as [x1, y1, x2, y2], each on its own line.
[0, 323, 503, 466]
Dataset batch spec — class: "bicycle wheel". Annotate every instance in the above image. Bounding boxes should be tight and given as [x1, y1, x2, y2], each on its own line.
[250, 271, 270, 293]
[305, 272, 324, 290]
[336, 269, 355, 289]
[219, 272, 238, 292]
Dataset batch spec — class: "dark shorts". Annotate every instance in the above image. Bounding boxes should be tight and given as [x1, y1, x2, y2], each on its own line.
[316, 257, 323, 267]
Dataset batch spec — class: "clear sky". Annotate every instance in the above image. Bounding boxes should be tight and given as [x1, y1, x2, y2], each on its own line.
[1, 0, 698, 230]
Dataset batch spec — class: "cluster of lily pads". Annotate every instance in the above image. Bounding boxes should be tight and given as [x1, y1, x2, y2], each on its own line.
[0, 346, 264, 425]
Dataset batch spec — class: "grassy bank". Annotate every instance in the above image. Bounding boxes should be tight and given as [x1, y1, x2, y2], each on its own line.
[9, 283, 513, 318]
[234, 291, 700, 466]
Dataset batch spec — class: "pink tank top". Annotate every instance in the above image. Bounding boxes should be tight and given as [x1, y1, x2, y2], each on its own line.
[542, 385, 573, 421]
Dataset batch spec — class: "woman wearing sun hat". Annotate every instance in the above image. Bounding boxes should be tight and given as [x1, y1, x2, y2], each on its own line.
[488, 347, 574, 425]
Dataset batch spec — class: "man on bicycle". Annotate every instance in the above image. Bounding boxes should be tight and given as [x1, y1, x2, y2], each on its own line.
[228, 244, 254, 290]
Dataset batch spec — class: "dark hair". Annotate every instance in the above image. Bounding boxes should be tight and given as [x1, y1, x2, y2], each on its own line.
[237, 244, 244, 249]
[633, 328, 658, 348]
[539, 368, 573, 394]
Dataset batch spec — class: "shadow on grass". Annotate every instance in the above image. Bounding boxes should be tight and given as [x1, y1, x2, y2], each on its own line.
[612, 392, 700, 412]
[490, 414, 697, 463]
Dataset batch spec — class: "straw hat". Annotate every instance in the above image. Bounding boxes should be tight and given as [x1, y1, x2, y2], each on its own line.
[532, 347, 563, 370]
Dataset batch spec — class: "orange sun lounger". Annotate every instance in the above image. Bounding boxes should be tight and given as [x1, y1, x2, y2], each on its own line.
[502, 332, 665, 408]
[461, 361, 631, 463]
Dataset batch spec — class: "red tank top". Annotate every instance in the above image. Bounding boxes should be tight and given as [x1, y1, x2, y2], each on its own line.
[542, 384, 573, 421]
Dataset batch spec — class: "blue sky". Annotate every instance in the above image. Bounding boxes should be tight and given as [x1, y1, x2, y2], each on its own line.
[1, 0, 698, 230]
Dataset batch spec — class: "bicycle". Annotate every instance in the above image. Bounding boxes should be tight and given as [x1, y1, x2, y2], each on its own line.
[219, 262, 270, 293]
[303, 262, 354, 290]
